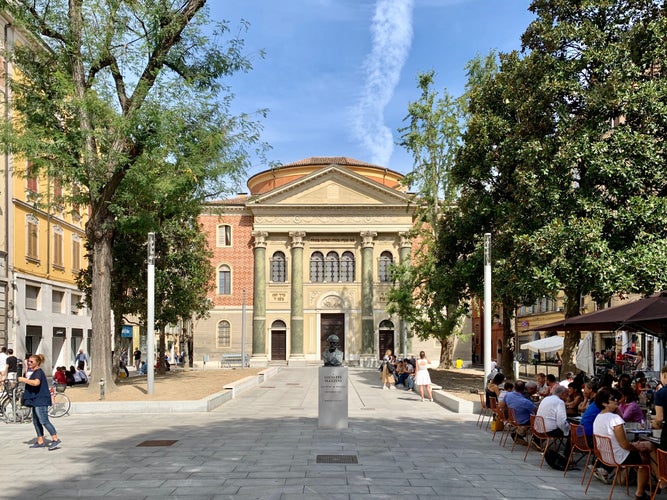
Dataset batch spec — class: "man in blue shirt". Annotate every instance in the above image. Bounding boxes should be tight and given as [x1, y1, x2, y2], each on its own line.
[504, 380, 537, 440]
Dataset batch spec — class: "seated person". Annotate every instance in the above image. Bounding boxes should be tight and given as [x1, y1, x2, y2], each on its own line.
[498, 381, 514, 409]
[66, 366, 76, 386]
[565, 382, 584, 417]
[394, 360, 411, 389]
[578, 381, 599, 415]
[504, 380, 536, 439]
[73, 367, 88, 384]
[580, 391, 603, 448]
[139, 361, 148, 375]
[536, 385, 570, 437]
[53, 366, 67, 386]
[593, 388, 650, 498]
[618, 386, 645, 424]
[536, 372, 550, 397]
[486, 373, 505, 407]
[545, 374, 559, 395]
[525, 381, 539, 400]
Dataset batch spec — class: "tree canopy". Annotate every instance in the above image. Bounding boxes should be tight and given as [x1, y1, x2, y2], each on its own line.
[1, 1, 266, 388]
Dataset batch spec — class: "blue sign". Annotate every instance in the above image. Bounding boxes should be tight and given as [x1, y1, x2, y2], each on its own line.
[121, 325, 133, 338]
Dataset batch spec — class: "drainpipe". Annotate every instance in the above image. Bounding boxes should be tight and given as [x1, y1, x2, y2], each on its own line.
[4, 21, 13, 347]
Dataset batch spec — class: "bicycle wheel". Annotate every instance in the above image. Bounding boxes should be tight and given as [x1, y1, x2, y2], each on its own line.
[2, 396, 32, 422]
[49, 393, 71, 418]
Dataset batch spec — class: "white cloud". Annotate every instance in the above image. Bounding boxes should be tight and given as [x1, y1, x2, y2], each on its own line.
[351, 0, 415, 166]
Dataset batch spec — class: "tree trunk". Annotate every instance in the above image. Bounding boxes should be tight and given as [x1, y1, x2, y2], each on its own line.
[87, 223, 117, 392]
[562, 289, 582, 376]
[157, 325, 166, 375]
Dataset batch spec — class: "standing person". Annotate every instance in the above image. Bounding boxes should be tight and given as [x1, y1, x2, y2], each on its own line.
[4, 349, 18, 380]
[0, 346, 7, 381]
[380, 349, 394, 390]
[17, 354, 61, 450]
[133, 348, 141, 371]
[415, 351, 433, 402]
[75, 349, 88, 371]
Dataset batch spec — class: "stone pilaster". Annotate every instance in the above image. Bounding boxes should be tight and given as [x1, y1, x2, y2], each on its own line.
[289, 231, 305, 359]
[398, 231, 412, 356]
[360, 231, 377, 354]
[252, 231, 268, 360]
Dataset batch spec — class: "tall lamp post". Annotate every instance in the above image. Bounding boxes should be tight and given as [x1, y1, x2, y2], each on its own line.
[147, 232, 155, 395]
[483, 233, 492, 390]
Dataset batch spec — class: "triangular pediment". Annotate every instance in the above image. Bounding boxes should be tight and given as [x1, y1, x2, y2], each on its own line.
[247, 165, 408, 207]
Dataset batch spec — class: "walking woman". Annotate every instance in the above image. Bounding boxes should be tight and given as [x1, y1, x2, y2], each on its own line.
[415, 351, 433, 402]
[380, 349, 394, 390]
[17, 354, 62, 450]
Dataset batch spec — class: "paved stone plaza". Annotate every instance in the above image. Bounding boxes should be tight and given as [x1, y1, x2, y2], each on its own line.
[0, 367, 620, 499]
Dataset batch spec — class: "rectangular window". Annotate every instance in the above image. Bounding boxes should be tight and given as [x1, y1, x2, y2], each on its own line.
[52, 290, 64, 313]
[71, 294, 81, 315]
[217, 225, 232, 247]
[53, 231, 64, 268]
[27, 220, 39, 260]
[26, 160, 38, 193]
[72, 239, 81, 273]
[26, 285, 40, 310]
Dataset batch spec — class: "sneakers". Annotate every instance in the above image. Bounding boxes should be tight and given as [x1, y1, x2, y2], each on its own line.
[29, 441, 46, 448]
[429, 398, 433, 402]
[48, 440, 62, 451]
[593, 468, 609, 484]
[382, 385, 388, 390]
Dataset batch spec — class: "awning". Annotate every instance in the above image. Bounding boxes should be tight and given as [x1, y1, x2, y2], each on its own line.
[520, 335, 564, 354]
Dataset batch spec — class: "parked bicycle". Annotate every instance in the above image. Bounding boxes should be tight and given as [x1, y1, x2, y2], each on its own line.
[0, 379, 31, 423]
[0, 380, 71, 422]
[48, 384, 71, 418]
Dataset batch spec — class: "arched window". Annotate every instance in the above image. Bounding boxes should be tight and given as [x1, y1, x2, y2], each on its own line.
[217, 224, 232, 247]
[379, 319, 394, 330]
[340, 251, 355, 282]
[378, 251, 394, 282]
[271, 251, 286, 282]
[325, 251, 339, 282]
[217, 320, 231, 347]
[218, 264, 231, 295]
[310, 251, 324, 282]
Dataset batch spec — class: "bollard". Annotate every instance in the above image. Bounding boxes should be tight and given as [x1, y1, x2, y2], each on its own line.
[99, 378, 105, 400]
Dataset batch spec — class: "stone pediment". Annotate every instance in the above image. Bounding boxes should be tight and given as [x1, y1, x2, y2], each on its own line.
[247, 165, 409, 207]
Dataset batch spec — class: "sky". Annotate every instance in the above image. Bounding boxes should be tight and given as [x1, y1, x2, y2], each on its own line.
[209, 0, 536, 179]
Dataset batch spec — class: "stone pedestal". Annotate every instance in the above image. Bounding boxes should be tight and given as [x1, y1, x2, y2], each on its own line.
[318, 366, 348, 429]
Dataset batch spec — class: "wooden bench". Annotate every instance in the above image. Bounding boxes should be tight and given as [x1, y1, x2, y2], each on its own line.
[219, 353, 249, 368]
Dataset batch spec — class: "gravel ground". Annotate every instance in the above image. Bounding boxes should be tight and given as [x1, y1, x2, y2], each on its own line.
[63, 365, 485, 403]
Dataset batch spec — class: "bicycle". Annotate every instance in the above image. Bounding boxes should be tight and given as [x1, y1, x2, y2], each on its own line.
[0, 379, 31, 423]
[48, 385, 71, 418]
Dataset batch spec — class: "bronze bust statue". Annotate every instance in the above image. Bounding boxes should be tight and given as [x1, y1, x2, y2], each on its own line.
[323, 334, 344, 366]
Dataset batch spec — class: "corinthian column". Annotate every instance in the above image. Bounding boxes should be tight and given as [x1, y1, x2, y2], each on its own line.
[251, 231, 268, 364]
[360, 231, 377, 354]
[289, 231, 306, 361]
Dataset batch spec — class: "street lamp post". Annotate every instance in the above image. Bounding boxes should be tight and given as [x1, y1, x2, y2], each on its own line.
[147, 232, 155, 395]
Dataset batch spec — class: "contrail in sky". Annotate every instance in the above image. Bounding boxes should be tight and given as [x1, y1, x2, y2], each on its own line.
[352, 0, 415, 166]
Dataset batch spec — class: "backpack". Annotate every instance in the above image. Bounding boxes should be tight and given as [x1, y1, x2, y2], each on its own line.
[544, 448, 568, 471]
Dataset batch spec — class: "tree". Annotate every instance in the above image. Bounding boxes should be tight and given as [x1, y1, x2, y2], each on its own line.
[2, 1, 265, 390]
[387, 70, 469, 368]
[514, 0, 667, 373]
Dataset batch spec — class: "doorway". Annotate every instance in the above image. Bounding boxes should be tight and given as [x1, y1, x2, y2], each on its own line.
[320, 313, 345, 361]
[270, 320, 287, 360]
[378, 320, 394, 359]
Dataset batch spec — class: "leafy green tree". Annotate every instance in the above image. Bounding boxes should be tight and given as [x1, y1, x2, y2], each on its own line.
[514, 0, 667, 372]
[2, 1, 265, 389]
[387, 70, 469, 367]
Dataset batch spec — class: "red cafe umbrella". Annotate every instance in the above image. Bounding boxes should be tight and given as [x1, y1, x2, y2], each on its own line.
[533, 292, 667, 336]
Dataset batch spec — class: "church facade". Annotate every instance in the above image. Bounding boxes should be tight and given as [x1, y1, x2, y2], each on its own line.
[194, 157, 443, 366]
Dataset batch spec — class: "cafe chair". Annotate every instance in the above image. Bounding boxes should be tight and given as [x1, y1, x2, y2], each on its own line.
[477, 392, 492, 429]
[504, 407, 524, 451]
[651, 448, 667, 500]
[488, 397, 506, 441]
[584, 434, 651, 500]
[523, 414, 560, 468]
[564, 423, 593, 484]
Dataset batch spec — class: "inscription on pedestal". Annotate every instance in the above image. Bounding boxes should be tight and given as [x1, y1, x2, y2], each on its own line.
[318, 366, 348, 429]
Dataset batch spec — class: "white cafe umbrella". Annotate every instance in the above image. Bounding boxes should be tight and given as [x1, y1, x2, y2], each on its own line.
[575, 332, 595, 375]
[520, 335, 564, 354]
